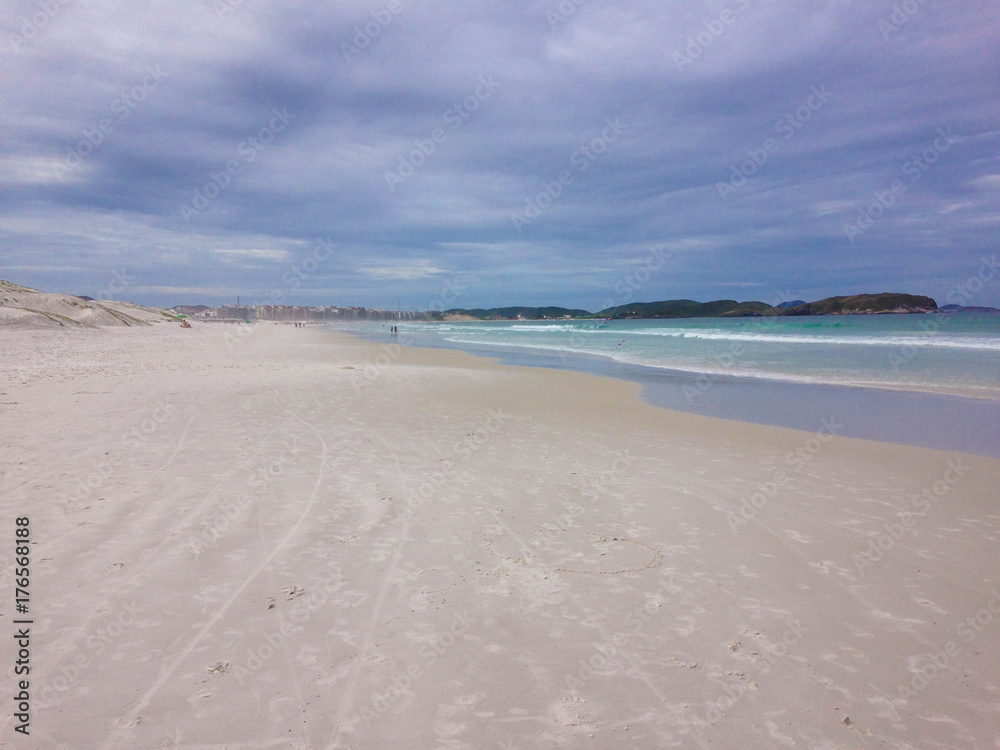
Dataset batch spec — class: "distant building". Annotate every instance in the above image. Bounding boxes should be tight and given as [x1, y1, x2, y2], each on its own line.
[203, 304, 424, 322]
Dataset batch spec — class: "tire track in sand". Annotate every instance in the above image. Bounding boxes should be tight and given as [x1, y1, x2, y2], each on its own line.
[48, 410, 199, 550]
[328, 413, 416, 749]
[105, 392, 327, 747]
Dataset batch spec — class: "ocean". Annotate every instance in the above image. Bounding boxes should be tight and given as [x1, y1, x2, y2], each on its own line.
[337, 313, 1000, 456]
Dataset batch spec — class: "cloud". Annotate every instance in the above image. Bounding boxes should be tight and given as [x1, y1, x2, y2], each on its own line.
[213, 248, 290, 261]
[972, 174, 1000, 189]
[1, 0, 999, 307]
[361, 260, 446, 280]
[0, 155, 87, 185]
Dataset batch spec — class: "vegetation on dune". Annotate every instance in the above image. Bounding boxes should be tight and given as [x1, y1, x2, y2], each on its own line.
[16, 307, 79, 326]
[1, 279, 179, 327]
[0, 279, 39, 294]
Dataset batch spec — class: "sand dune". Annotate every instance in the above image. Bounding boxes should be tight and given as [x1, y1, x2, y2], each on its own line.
[0, 322, 997, 748]
[0, 279, 179, 329]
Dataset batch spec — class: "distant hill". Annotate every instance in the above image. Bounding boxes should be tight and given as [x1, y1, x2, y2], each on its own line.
[939, 304, 999, 313]
[443, 306, 591, 320]
[597, 299, 774, 319]
[778, 293, 937, 316]
[442, 293, 940, 320]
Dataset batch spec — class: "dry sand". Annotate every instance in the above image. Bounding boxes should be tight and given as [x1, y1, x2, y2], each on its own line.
[0, 322, 998, 749]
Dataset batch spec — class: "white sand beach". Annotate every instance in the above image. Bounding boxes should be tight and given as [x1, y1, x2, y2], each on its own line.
[1, 322, 998, 749]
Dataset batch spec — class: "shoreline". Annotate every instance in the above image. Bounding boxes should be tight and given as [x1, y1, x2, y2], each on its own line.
[368, 316, 1000, 399]
[402, 326, 1000, 400]
[2, 322, 998, 748]
[342, 325, 1000, 458]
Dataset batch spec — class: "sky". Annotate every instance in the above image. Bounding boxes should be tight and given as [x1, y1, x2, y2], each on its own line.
[2, 0, 999, 312]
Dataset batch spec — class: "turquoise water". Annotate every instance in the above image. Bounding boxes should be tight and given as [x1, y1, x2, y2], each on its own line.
[357, 313, 1000, 399]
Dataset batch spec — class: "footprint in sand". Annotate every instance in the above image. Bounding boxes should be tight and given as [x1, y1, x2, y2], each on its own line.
[206, 662, 229, 675]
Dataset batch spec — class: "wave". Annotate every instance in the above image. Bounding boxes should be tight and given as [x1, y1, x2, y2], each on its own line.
[426, 320, 1000, 351]
[621, 329, 1000, 351]
[438, 335, 1000, 398]
[437, 336, 891, 387]
[504, 323, 595, 332]
[484, 326, 1000, 351]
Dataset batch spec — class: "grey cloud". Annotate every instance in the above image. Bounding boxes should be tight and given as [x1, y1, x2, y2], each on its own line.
[1, 0, 998, 308]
